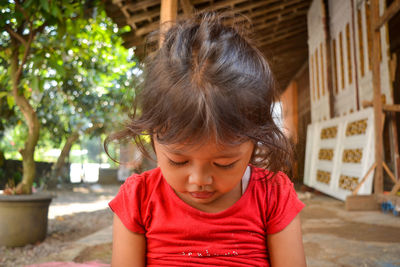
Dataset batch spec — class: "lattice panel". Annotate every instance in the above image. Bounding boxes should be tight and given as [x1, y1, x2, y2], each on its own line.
[307, 0, 331, 123]
[339, 175, 359, 191]
[304, 108, 375, 201]
[353, 0, 393, 106]
[317, 170, 331, 184]
[319, 148, 334, 161]
[345, 119, 368, 136]
[342, 148, 363, 163]
[320, 126, 338, 139]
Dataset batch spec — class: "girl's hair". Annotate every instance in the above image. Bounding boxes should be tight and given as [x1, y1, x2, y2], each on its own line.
[105, 12, 293, 173]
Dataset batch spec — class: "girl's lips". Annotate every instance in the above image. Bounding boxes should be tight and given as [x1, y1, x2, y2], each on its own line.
[189, 191, 215, 199]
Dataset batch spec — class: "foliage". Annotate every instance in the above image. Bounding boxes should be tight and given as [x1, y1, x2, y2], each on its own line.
[0, 0, 141, 193]
[32, 8, 138, 155]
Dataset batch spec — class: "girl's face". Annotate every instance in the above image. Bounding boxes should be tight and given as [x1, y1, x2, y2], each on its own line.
[154, 137, 254, 212]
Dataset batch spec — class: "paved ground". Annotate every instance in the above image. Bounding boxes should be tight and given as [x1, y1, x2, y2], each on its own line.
[32, 186, 400, 266]
[300, 193, 400, 267]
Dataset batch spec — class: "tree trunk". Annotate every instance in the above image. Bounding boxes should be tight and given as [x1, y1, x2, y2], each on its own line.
[49, 124, 101, 187]
[10, 41, 40, 194]
[48, 131, 80, 187]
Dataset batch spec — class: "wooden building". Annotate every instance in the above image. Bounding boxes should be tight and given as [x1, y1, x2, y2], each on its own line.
[104, 0, 400, 207]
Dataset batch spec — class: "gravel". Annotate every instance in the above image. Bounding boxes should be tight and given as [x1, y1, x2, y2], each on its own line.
[0, 185, 118, 267]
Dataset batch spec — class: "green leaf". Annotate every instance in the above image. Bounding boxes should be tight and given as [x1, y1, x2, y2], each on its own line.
[31, 77, 39, 92]
[0, 92, 8, 98]
[51, 4, 61, 18]
[40, 0, 50, 13]
[22, 0, 35, 9]
[7, 95, 15, 109]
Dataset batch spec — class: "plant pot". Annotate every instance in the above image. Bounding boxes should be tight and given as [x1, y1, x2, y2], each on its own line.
[0, 192, 54, 247]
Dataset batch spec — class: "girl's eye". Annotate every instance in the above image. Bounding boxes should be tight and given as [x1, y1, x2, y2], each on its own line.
[214, 161, 237, 169]
[168, 159, 188, 166]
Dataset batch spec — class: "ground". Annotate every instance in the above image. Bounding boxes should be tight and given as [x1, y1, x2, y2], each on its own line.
[0, 184, 118, 267]
[301, 193, 400, 267]
[0, 184, 399, 266]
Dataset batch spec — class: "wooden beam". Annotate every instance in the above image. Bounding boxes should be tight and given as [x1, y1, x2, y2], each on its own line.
[210, 0, 250, 10]
[253, 8, 308, 33]
[352, 162, 377, 195]
[160, 0, 178, 46]
[256, 20, 306, 42]
[125, 0, 160, 13]
[245, 0, 307, 23]
[383, 104, 400, 112]
[371, 0, 384, 194]
[180, 0, 194, 16]
[254, 1, 309, 22]
[383, 161, 397, 184]
[345, 195, 380, 211]
[390, 179, 400, 195]
[258, 26, 307, 47]
[136, 22, 160, 36]
[127, 9, 160, 25]
[375, 0, 400, 31]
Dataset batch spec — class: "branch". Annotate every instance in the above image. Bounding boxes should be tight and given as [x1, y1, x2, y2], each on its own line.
[15, 0, 30, 22]
[32, 23, 47, 36]
[15, 23, 34, 81]
[5, 25, 28, 46]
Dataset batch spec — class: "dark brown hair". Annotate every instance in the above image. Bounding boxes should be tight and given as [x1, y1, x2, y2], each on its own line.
[105, 12, 293, 173]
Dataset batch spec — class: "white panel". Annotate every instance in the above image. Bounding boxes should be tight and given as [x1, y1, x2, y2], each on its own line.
[307, 0, 331, 123]
[303, 108, 375, 201]
[353, 0, 393, 106]
[329, 0, 357, 117]
[303, 124, 318, 187]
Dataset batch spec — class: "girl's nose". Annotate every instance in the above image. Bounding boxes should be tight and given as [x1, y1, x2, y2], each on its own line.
[188, 171, 213, 186]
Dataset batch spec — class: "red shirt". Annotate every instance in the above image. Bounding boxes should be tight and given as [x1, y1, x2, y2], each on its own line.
[109, 166, 304, 266]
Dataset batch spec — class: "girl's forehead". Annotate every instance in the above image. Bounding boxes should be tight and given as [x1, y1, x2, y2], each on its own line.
[156, 137, 254, 156]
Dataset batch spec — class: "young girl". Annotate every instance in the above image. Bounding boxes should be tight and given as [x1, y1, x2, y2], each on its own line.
[107, 12, 306, 266]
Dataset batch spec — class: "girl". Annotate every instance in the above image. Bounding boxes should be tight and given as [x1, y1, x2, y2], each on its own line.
[107, 12, 306, 267]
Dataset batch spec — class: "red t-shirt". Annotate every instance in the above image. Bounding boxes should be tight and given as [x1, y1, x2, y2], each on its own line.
[109, 166, 304, 266]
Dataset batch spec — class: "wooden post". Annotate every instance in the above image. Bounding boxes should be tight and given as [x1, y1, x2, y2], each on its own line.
[371, 0, 384, 194]
[160, 0, 178, 46]
[375, 0, 400, 30]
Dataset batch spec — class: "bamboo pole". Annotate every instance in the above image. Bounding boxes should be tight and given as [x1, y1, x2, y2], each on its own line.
[160, 0, 178, 46]
[371, 0, 384, 194]
[352, 162, 377, 195]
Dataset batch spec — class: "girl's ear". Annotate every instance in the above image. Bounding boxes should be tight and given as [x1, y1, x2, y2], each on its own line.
[249, 140, 257, 164]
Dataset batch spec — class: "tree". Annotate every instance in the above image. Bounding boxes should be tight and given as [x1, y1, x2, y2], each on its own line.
[0, 0, 139, 193]
[31, 8, 138, 184]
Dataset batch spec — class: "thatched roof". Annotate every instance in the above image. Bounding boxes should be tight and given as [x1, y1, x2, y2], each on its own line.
[105, 0, 311, 90]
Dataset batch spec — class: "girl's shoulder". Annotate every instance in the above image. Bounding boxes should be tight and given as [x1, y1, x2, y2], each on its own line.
[120, 167, 164, 195]
[250, 165, 292, 186]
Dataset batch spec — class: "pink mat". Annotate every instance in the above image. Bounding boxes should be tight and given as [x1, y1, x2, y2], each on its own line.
[25, 261, 109, 267]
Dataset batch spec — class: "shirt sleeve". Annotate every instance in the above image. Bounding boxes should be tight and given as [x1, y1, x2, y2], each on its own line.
[265, 172, 305, 234]
[109, 175, 146, 234]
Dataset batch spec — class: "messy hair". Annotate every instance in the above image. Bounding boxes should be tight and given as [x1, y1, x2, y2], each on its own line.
[105, 12, 293, 173]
